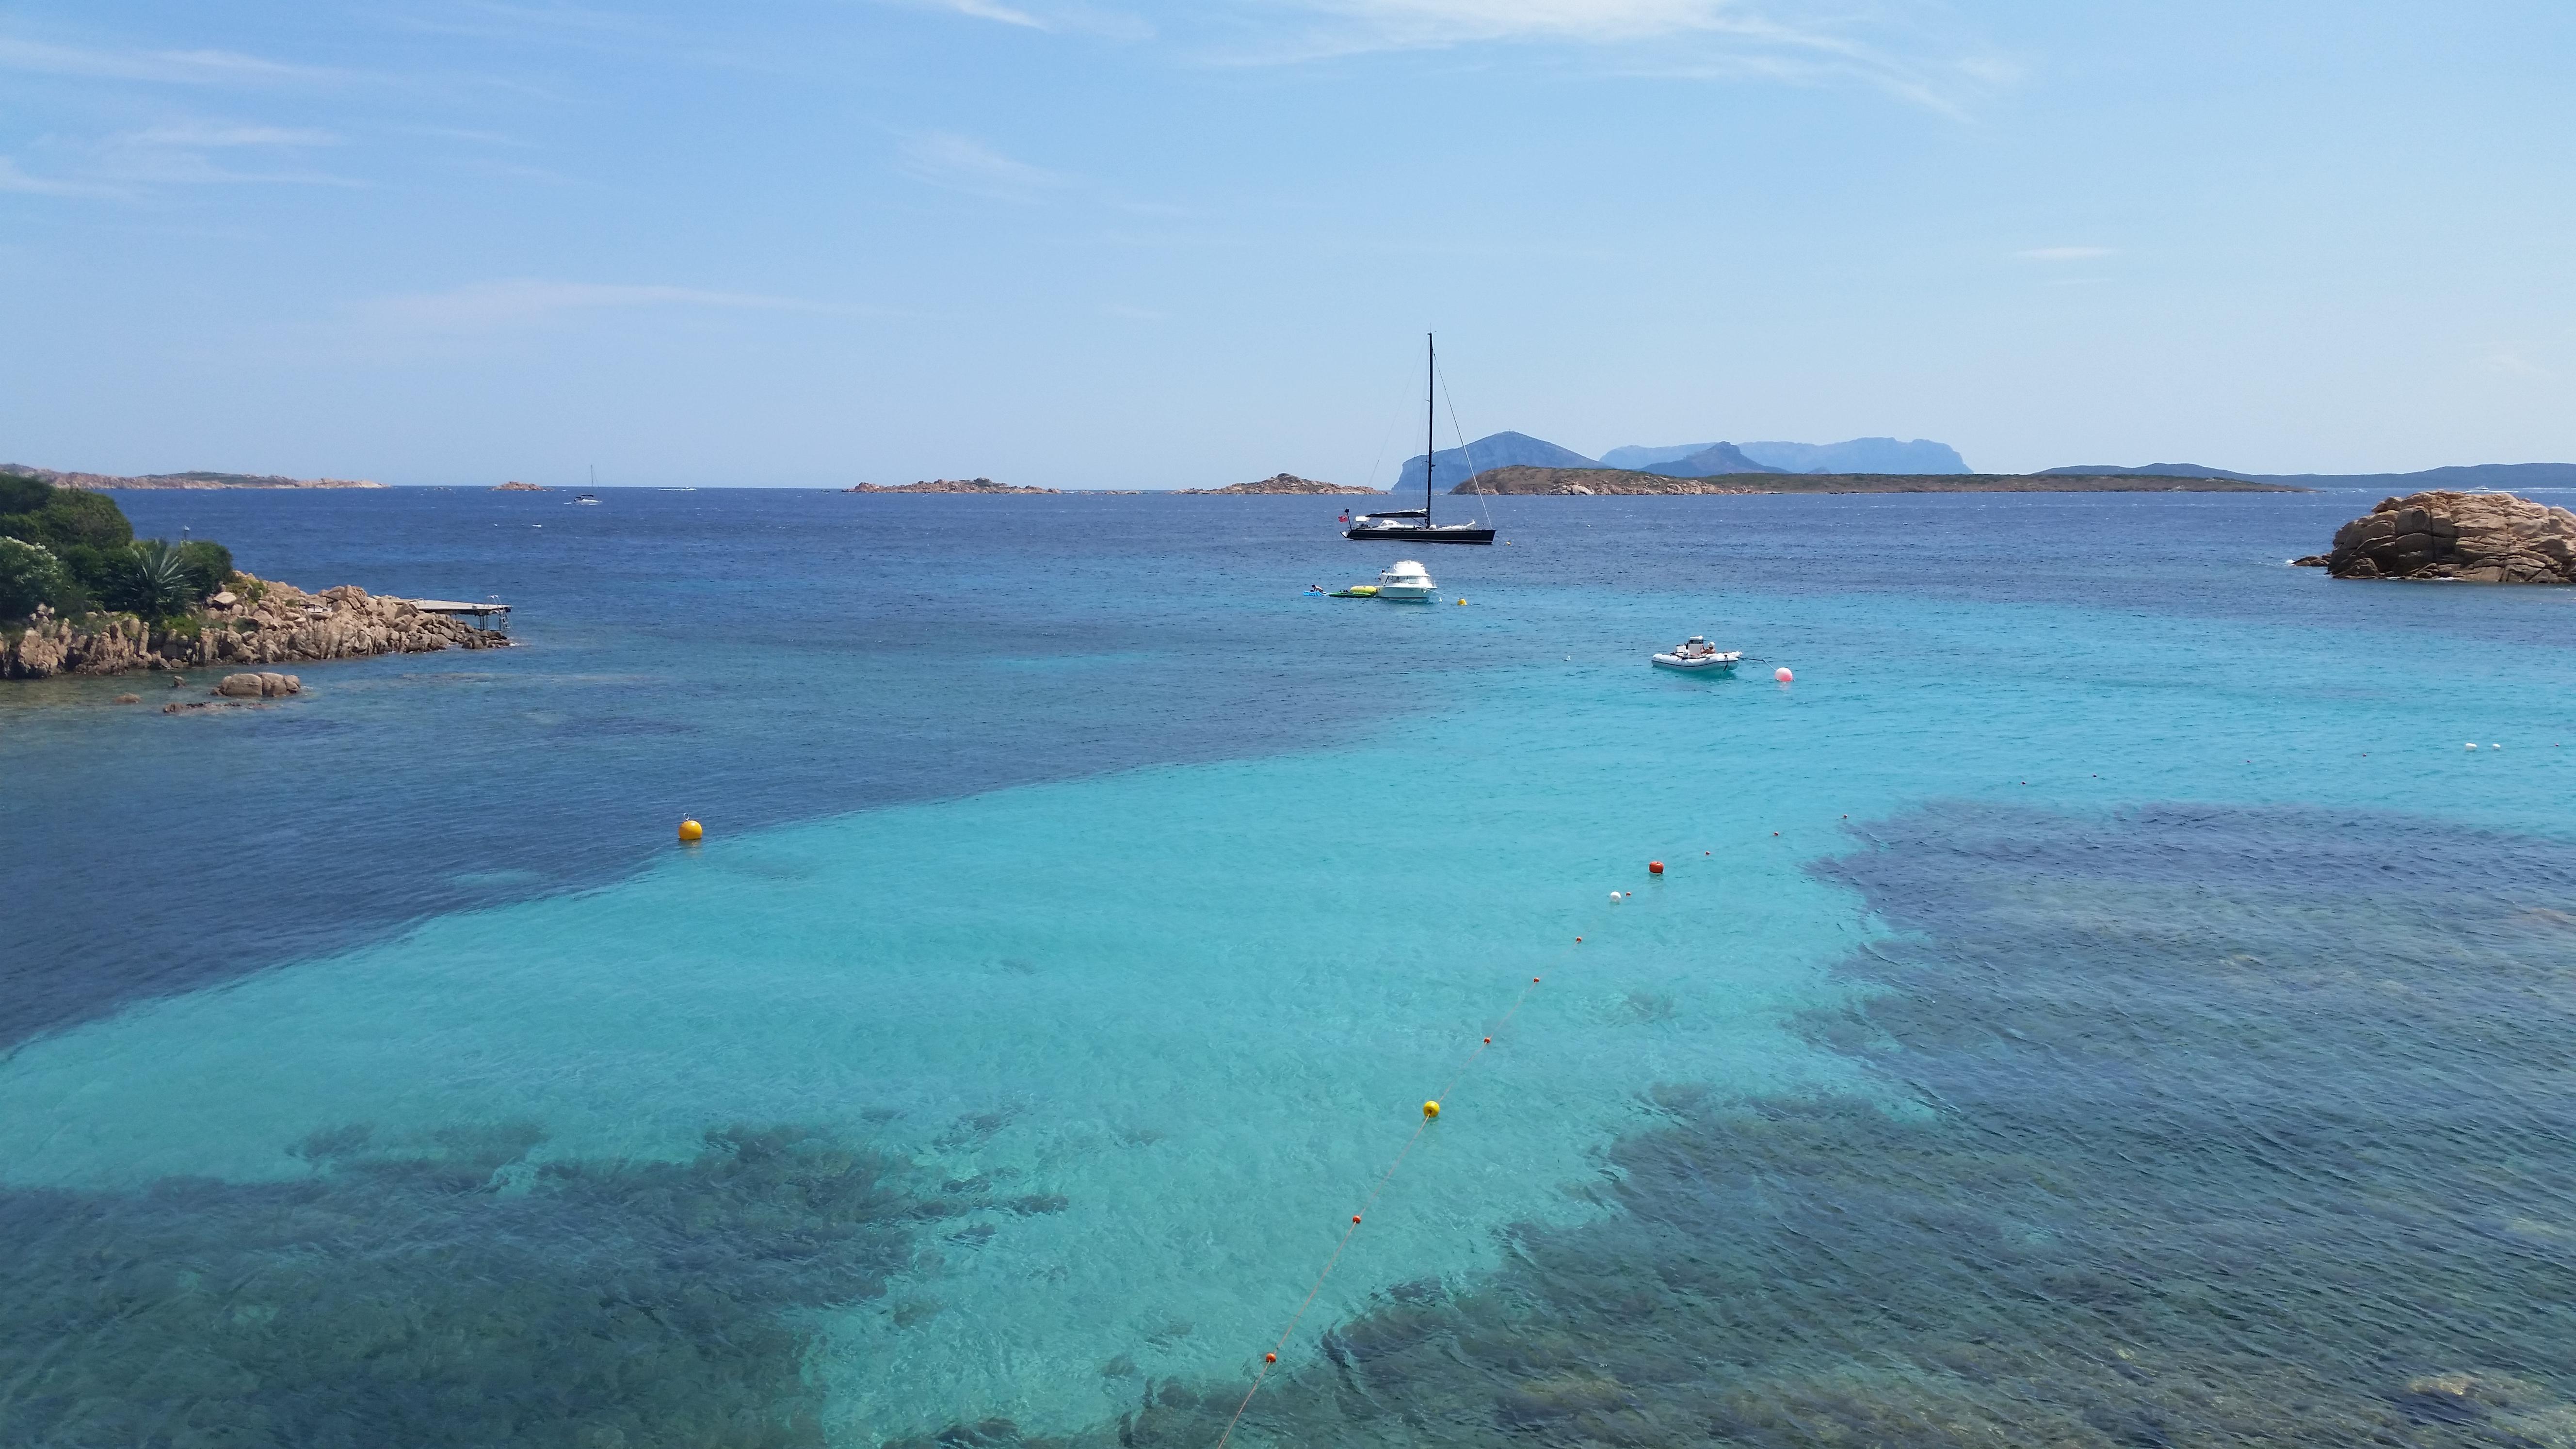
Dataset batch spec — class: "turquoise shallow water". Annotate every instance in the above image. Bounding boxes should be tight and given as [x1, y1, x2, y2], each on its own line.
[8, 490, 2576, 1446]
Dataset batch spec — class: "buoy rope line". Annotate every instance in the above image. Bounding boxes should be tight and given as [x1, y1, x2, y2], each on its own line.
[1210, 929, 1589, 1449]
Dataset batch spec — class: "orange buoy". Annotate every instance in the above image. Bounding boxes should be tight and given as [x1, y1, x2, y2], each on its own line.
[1352, 1214, 1362, 1224]
[1266, 1353, 1277, 1363]
[1648, 860, 1664, 875]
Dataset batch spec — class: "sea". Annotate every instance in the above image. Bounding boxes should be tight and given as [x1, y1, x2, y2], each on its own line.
[5, 486, 2575, 1449]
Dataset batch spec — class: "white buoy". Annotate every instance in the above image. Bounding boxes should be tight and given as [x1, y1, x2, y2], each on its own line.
[2466, 743, 2478, 750]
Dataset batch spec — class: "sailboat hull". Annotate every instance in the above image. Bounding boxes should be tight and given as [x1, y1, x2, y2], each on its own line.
[1343, 524, 1494, 545]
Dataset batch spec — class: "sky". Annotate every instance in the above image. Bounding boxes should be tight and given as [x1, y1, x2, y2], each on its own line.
[1, 1, 2571, 488]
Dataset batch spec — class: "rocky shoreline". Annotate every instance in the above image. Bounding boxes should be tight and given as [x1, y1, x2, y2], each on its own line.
[2, 573, 509, 680]
[3, 464, 385, 490]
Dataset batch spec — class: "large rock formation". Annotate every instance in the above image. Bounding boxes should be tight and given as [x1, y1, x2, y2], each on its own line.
[2, 573, 508, 679]
[2322, 491, 2576, 582]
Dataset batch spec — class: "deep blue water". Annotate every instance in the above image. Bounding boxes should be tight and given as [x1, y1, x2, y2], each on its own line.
[8, 486, 2576, 1446]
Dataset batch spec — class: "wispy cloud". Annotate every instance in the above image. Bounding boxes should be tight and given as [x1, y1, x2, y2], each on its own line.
[935, 0, 1049, 29]
[878, 0, 1156, 38]
[124, 121, 339, 148]
[0, 155, 124, 197]
[897, 132, 1074, 202]
[74, 121, 360, 189]
[2482, 348, 2557, 381]
[2016, 245, 2117, 261]
[1207, 0, 2000, 114]
[0, 34, 346, 85]
[357, 279, 846, 331]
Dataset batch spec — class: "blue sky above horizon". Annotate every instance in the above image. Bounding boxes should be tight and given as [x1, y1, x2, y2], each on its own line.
[2, 1, 2570, 488]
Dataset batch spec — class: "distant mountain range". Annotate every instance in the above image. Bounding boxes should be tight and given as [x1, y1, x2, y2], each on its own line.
[2038, 462, 2576, 490]
[1394, 432, 1597, 495]
[1403, 435, 1971, 489]
[1600, 438, 1972, 475]
[1402, 435, 2576, 492]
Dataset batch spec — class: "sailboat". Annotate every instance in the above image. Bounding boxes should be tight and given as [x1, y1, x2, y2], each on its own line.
[1345, 335, 1496, 546]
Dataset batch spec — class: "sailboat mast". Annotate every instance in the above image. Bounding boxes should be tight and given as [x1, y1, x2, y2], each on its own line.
[1424, 333, 1436, 523]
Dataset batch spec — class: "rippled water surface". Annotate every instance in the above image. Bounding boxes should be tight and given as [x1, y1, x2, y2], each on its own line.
[7, 487, 2576, 1447]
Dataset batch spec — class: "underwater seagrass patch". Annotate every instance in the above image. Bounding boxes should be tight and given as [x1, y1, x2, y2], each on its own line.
[897, 801, 2576, 1449]
[0, 1120, 1030, 1449]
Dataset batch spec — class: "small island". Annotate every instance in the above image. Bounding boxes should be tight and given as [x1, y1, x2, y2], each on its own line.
[492, 481, 547, 492]
[845, 478, 1059, 494]
[2305, 490, 2576, 583]
[1449, 466, 2308, 495]
[1178, 473, 1385, 496]
[3, 472, 507, 682]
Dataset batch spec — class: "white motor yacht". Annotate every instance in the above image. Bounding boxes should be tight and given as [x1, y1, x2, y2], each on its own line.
[1651, 635, 1742, 671]
[1375, 560, 1438, 602]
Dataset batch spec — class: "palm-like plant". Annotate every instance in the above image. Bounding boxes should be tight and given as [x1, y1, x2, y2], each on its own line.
[115, 539, 200, 620]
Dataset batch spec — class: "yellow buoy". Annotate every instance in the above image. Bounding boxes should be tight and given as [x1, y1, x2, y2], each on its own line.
[1454, 597, 1466, 606]
[678, 818, 704, 843]
[1422, 1100, 1441, 1121]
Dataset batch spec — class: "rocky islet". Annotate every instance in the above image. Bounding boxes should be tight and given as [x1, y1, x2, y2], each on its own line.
[2310, 489, 2576, 582]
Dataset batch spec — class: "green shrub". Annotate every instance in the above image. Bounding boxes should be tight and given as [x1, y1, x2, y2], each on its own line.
[177, 539, 234, 596]
[0, 537, 74, 620]
[99, 539, 201, 621]
[0, 470, 49, 516]
[1, 480, 236, 619]
[0, 481, 131, 553]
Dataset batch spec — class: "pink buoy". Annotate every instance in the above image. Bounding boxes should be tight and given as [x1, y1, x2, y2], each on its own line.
[1774, 667, 1794, 683]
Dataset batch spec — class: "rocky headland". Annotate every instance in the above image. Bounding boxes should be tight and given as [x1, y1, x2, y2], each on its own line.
[846, 478, 1058, 494]
[4, 464, 386, 490]
[1178, 473, 1385, 495]
[3, 573, 509, 680]
[2303, 490, 2576, 582]
[1449, 466, 2307, 496]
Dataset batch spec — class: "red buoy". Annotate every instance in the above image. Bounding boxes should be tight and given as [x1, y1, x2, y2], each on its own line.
[1647, 860, 1664, 875]
[1266, 1353, 1277, 1363]
[1352, 1214, 1362, 1224]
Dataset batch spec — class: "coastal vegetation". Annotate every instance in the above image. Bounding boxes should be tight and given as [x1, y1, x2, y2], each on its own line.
[0, 472, 233, 622]
[1, 470, 507, 681]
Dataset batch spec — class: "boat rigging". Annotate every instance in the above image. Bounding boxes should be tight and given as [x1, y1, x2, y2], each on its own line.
[1345, 334, 1496, 546]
